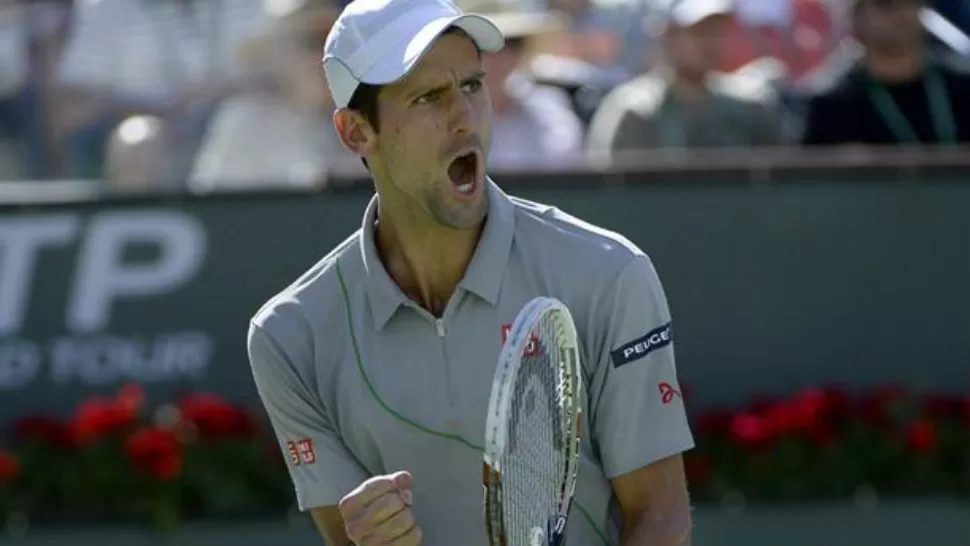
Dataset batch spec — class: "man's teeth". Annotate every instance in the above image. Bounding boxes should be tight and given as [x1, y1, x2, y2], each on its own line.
[456, 182, 474, 194]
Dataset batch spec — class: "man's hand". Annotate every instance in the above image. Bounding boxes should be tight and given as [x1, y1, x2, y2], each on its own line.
[339, 471, 422, 545]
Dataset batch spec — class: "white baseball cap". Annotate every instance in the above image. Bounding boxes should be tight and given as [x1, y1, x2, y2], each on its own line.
[654, 0, 733, 28]
[323, 0, 506, 109]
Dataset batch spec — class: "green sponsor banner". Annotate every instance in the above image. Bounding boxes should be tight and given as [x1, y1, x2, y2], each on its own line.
[2, 171, 969, 424]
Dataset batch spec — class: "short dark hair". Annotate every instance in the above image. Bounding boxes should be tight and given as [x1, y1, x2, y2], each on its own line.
[346, 83, 382, 169]
[347, 82, 383, 132]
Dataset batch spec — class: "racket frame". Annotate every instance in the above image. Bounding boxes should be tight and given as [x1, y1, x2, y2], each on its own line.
[484, 297, 584, 546]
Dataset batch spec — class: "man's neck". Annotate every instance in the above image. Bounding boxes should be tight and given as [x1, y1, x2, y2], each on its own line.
[864, 49, 925, 83]
[374, 198, 482, 317]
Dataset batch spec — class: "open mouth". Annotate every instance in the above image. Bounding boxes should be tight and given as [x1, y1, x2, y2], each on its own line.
[447, 152, 480, 196]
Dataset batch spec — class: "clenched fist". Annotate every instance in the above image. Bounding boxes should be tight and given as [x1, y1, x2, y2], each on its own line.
[339, 471, 422, 545]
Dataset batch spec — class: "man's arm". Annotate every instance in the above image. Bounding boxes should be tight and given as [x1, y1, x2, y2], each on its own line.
[588, 254, 696, 546]
[612, 455, 692, 545]
[311, 506, 353, 546]
[247, 316, 371, 543]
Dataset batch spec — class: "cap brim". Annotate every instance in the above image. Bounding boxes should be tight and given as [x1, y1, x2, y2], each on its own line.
[360, 13, 505, 87]
[672, 1, 732, 26]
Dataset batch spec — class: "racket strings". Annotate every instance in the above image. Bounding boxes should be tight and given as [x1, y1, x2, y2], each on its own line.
[498, 315, 572, 545]
[485, 306, 583, 546]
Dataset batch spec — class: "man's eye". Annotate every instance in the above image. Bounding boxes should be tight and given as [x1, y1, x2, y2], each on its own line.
[462, 80, 483, 93]
[415, 91, 438, 105]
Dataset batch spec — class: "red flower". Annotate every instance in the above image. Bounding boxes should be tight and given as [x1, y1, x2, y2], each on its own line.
[71, 397, 135, 445]
[14, 414, 72, 448]
[821, 386, 850, 421]
[179, 393, 255, 439]
[0, 451, 21, 482]
[791, 388, 829, 429]
[904, 418, 938, 454]
[683, 453, 711, 484]
[125, 427, 182, 480]
[116, 383, 146, 417]
[756, 389, 818, 435]
[730, 413, 773, 449]
[763, 402, 798, 435]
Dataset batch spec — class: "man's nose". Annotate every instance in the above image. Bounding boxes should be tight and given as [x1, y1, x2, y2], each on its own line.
[448, 91, 476, 135]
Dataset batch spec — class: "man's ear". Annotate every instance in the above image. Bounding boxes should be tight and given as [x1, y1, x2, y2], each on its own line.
[333, 108, 377, 158]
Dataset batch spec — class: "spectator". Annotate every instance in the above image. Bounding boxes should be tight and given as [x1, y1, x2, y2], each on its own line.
[52, 0, 270, 181]
[801, 0, 970, 145]
[188, 0, 362, 192]
[547, 0, 629, 70]
[725, 0, 840, 82]
[0, 1, 71, 179]
[478, 8, 586, 170]
[0, 3, 26, 180]
[104, 115, 176, 193]
[586, 0, 786, 161]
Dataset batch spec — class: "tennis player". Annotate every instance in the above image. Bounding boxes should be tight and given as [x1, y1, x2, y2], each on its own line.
[247, 0, 695, 544]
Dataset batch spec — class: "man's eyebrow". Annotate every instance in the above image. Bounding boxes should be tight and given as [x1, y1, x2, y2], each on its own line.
[463, 69, 486, 82]
[404, 81, 448, 101]
[404, 70, 487, 101]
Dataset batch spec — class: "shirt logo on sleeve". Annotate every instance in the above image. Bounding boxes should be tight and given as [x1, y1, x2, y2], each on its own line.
[286, 438, 316, 465]
[610, 322, 673, 368]
[659, 381, 682, 404]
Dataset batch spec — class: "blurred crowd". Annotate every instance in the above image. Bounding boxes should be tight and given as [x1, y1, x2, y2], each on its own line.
[0, 0, 968, 194]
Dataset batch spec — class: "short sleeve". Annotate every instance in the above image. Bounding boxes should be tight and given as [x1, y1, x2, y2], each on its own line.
[247, 321, 370, 510]
[589, 255, 694, 479]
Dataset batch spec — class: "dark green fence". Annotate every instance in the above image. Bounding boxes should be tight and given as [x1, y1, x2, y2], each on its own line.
[5, 500, 970, 546]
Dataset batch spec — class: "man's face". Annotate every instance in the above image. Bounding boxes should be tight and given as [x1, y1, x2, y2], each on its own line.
[853, 0, 924, 54]
[663, 15, 727, 78]
[353, 32, 492, 230]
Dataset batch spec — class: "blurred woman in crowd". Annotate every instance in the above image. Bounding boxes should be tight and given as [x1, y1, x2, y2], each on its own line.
[188, 0, 362, 192]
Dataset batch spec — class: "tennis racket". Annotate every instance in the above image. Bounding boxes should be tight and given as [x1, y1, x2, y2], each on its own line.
[483, 297, 584, 546]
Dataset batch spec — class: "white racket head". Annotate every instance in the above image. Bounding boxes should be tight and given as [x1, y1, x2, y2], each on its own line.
[483, 297, 584, 546]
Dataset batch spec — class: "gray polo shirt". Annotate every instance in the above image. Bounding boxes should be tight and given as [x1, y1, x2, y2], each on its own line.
[247, 180, 694, 545]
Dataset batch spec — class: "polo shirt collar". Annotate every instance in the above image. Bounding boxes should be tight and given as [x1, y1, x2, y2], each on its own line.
[360, 178, 515, 330]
